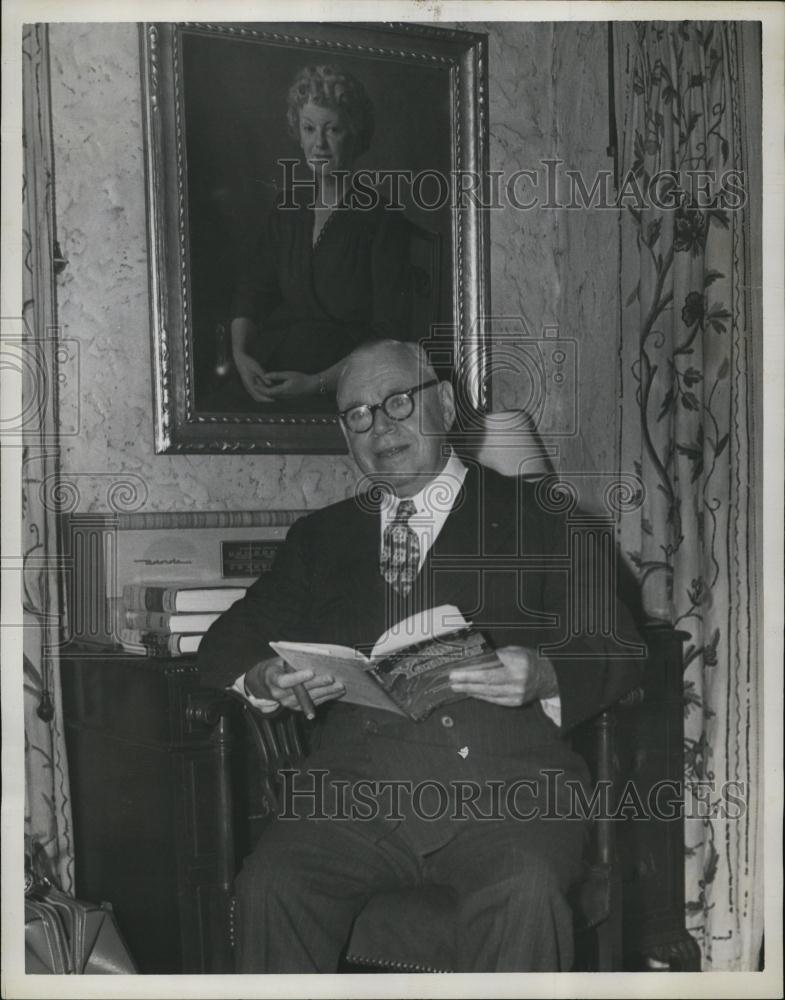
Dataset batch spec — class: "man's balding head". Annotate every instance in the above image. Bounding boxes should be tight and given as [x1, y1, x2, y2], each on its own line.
[338, 340, 434, 391]
[337, 339, 455, 497]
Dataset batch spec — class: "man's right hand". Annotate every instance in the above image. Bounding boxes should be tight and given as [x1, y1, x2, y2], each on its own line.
[243, 656, 346, 715]
[233, 351, 276, 403]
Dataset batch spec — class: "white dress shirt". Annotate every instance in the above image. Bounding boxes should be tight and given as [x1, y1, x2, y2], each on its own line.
[378, 450, 468, 570]
[237, 450, 561, 725]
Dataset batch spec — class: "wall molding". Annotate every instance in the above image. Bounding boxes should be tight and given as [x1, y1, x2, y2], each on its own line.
[114, 509, 307, 530]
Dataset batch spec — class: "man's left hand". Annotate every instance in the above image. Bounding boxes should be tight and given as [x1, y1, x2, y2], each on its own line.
[449, 646, 558, 706]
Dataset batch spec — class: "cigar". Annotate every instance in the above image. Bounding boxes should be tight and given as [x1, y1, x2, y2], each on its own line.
[283, 664, 316, 720]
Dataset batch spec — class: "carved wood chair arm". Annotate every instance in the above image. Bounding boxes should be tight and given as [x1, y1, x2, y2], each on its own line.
[223, 692, 306, 813]
[585, 708, 619, 869]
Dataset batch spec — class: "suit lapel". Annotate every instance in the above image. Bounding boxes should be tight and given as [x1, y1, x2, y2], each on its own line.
[417, 463, 514, 616]
[339, 496, 390, 650]
[338, 466, 517, 641]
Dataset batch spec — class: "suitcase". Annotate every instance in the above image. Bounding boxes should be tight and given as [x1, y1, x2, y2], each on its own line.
[25, 851, 137, 974]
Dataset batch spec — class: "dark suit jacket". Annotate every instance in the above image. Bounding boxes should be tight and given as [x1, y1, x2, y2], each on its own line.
[199, 463, 644, 852]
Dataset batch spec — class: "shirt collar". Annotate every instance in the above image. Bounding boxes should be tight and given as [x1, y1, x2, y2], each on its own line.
[383, 451, 468, 518]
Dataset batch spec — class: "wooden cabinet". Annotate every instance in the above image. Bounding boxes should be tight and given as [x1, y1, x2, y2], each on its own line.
[60, 650, 237, 974]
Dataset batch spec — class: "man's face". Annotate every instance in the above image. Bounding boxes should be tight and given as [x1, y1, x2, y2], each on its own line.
[337, 347, 455, 497]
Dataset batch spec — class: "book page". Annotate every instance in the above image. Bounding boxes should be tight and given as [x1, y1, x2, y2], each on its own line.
[371, 604, 470, 659]
[270, 641, 406, 715]
[271, 640, 364, 661]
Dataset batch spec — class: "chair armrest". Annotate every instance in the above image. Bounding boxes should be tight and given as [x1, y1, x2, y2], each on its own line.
[618, 686, 645, 708]
[587, 709, 619, 867]
[225, 692, 307, 813]
[572, 621, 687, 910]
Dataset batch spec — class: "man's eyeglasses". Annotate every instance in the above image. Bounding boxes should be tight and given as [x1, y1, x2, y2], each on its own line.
[338, 379, 439, 434]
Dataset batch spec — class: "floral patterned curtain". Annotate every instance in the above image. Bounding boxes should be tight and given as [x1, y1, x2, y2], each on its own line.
[614, 22, 762, 969]
[22, 23, 74, 892]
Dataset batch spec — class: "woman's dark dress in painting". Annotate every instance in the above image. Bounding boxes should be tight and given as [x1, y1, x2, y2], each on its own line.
[229, 195, 418, 410]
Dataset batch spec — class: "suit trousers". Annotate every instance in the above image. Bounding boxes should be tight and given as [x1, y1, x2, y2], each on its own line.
[233, 805, 586, 973]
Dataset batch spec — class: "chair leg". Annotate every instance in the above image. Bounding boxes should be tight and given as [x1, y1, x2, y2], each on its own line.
[595, 874, 623, 971]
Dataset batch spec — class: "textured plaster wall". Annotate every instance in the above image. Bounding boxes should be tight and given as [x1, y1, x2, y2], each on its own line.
[475, 21, 619, 481]
[50, 23, 359, 514]
[50, 21, 618, 514]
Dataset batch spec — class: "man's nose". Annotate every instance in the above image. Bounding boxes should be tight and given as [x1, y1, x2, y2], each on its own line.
[371, 406, 395, 433]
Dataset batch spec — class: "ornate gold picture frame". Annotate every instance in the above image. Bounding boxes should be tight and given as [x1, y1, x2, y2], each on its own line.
[140, 21, 491, 453]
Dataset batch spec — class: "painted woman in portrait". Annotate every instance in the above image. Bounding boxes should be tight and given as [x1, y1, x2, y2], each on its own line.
[230, 65, 418, 408]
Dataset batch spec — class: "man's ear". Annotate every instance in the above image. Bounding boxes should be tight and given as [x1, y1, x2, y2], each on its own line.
[338, 418, 352, 451]
[438, 380, 456, 431]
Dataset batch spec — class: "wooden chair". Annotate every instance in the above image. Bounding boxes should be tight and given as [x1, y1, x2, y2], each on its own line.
[224, 618, 687, 973]
[219, 416, 699, 972]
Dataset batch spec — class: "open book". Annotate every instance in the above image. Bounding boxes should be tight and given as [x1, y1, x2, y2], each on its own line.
[270, 605, 499, 722]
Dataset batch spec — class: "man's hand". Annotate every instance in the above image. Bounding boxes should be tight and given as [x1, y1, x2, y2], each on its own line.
[243, 656, 345, 715]
[448, 646, 558, 707]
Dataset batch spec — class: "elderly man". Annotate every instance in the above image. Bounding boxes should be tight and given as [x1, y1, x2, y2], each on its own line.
[198, 339, 643, 972]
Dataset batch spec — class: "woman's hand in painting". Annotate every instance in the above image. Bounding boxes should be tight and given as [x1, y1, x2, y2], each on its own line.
[264, 371, 321, 398]
[233, 351, 276, 403]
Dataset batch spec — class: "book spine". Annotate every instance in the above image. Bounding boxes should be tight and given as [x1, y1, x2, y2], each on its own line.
[120, 629, 175, 655]
[123, 610, 218, 632]
[121, 630, 203, 655]
[124, 610, 169, 631]
[121, 585, 246, 612]
[122, 585, 167, 612]
[121, 644, 165, 658]
[121, 639, 187, 657]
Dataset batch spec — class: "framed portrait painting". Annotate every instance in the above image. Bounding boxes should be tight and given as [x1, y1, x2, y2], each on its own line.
[140, 20, 490, 453]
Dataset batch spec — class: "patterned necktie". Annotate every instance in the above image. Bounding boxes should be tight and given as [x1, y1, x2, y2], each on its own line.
[380, 499, 421, 595]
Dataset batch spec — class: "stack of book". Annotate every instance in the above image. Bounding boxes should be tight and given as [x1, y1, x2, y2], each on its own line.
[118, 582, 246, 657]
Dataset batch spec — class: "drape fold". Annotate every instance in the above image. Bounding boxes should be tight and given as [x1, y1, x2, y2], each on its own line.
[614, 20, 762, 970]
[22, 23, 74, 893]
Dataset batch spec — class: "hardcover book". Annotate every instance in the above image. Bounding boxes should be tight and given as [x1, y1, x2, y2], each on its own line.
[119, 629, 203, 657]
[122, 583, 246, 613]
[271, 605, 498, 722]
[123, 610, 221, 633]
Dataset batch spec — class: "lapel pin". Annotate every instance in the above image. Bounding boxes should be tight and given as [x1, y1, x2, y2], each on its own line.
[458, 746, 469, 759]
